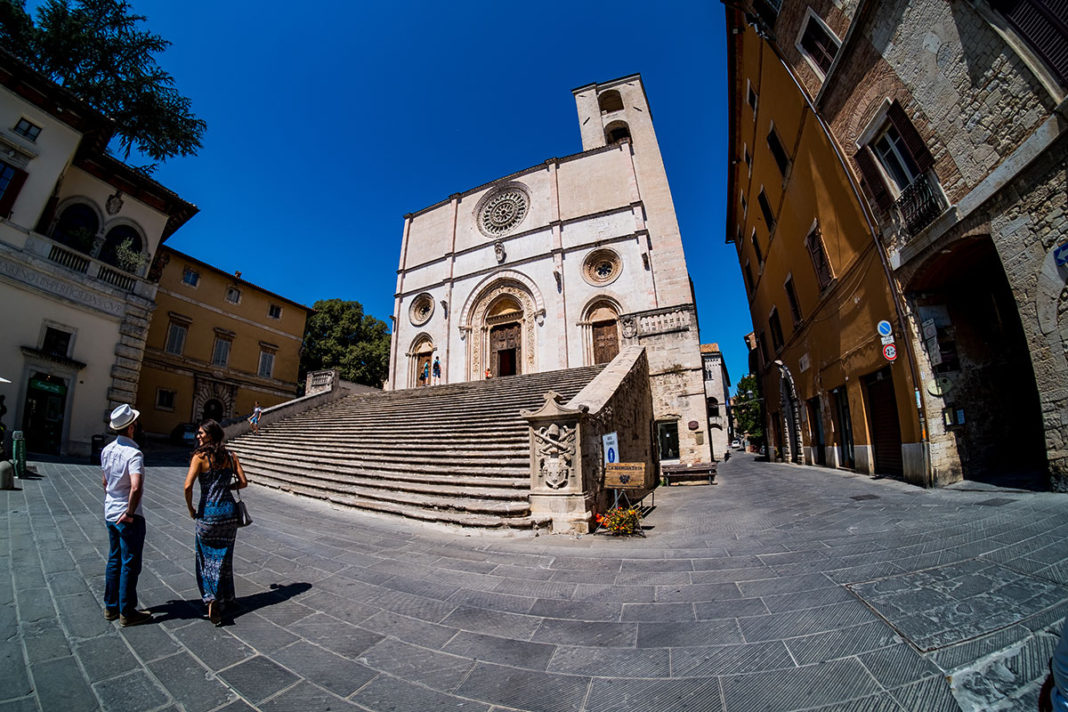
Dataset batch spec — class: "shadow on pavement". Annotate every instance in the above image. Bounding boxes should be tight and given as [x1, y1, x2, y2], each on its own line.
[149, 582, 313, 627]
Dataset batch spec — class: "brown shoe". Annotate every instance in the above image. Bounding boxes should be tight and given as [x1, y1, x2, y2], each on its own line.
[104, 608, 119, 621]
[207, 601, 222, 626]
[119, 609, 153, 627]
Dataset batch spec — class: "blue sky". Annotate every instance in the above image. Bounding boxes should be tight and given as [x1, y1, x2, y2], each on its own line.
[76, 1, 749, 388]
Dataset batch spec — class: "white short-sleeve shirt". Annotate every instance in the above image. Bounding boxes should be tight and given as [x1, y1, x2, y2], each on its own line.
[101, 435, 145, 522]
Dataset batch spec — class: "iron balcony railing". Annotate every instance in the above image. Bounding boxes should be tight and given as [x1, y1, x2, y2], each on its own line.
[895, 170, 946, 238]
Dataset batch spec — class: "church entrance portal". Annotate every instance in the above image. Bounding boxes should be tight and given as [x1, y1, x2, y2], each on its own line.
[490, 322, 521, 377]
[592, 320, 619, 364]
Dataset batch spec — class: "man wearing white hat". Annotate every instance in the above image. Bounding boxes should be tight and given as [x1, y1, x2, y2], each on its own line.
[100, 404, 152, 626]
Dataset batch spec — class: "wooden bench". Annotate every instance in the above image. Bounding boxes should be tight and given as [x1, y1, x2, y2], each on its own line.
[661, 461, 717, 486]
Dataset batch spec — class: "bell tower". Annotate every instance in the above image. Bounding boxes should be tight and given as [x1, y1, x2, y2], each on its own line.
[572, 75, 691, 307]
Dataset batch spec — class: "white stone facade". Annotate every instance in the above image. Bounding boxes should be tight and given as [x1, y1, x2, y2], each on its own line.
[388, 75, 711, 464]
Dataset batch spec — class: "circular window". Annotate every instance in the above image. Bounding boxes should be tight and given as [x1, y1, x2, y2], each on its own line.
[582, 249, 622, 286]
[478, 187, 529, 237]
[408, 293, 434, 326]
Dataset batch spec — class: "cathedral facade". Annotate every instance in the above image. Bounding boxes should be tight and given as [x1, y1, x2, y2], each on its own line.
[387, 75, 711, 464]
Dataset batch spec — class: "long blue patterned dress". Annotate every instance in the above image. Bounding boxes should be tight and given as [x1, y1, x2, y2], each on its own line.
[195, 454, 239, 604]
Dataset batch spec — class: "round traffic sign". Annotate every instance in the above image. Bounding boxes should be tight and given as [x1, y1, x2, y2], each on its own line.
[877, 320, 893, 337]
[883, 343, 898, 361]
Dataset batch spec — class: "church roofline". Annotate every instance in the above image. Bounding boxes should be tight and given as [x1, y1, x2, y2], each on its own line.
[570, 73, 642, 95]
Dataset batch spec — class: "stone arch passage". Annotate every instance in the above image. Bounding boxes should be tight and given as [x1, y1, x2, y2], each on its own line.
[407, 334, 435, 388]
[460, 275, 543, 381]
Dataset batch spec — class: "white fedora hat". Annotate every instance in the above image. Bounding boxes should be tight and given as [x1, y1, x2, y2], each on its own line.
[109, 404, 140, 431]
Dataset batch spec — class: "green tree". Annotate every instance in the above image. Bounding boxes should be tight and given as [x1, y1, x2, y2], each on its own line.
[0, 0, 206, 163]
[734, 373, 764, 447]
[300, 299, 391, 388]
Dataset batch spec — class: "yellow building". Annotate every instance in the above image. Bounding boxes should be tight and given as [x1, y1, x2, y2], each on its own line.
[725, 7, 927, 482]
[136, 247, 310, 437]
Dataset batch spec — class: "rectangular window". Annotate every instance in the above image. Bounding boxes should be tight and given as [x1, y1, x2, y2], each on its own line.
[13, 118, 41, 141]
[743, 144, 752, 175]
[743, 260, 755, 294]
[656, 421, 680, 461]
[268, 304, 282, 319]
[785, 276, 803, 325]
[165, 323, 187, 355]
[769, 308, 785, 352]
[181, 267, 199, 286]
[798, 10, 841, 76]
[211, 338, 231, 366]
[751, 229, 764, 265]
[757, 330, 769, 366]
[258, 351, 275, 378]
[156, 389, 176, 411]
[767, 126, 790, 177]
[740, 191, 748, 218]
[225, 286, 241, 304]
[0, 159, 27, 217]
[872, 124, 920, 193]
[41, 327, 72, 358]
[747, 81, 758, 113]
[757, 188, 775, 231]
[805, 224, 834, 289]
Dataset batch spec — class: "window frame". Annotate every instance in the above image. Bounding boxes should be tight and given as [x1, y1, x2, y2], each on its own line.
[805, 222, 834, 290]
[757, 187, 775, 232]
[181, 267, 200, 287]
[769, 307, 785, 352]
[13, 118, 41, 142]
[164, 322, 187, 356]
[795, 7, 841, 79]
[784, 274, 803, 326]
[225, 286, 241, 305]
[211, 337, 231, 367]
[766, 122, 791, 178]
[268, 303, 282, 320]
[750, 228, 764, 266]
[656, 420, 681, 462]
[155, 388, 176, 411]
[258, 350, 275, 378]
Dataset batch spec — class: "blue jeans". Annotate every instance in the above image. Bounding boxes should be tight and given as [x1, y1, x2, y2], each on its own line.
[104, 516, 145, 614]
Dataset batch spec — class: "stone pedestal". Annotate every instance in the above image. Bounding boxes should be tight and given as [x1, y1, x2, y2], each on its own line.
[521, 391, 591, 534]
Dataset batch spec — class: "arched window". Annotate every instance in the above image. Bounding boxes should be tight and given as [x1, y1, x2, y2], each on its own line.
[99, 225, 144, 272]
[605, 120, 631, 144]
[708, 397, 720, 418]
[51, 203, 99, 254]
[598, 90, 624, 113]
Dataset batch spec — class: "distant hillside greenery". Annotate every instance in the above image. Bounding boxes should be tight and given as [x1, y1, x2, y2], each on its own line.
[300, 299, 391, 389]
[0, 0, 206, 164]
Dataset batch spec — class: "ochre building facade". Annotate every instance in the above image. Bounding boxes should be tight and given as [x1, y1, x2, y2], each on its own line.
[136, 247, 310, 438]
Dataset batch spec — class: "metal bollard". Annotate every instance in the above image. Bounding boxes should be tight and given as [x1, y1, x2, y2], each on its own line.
[0, 460, 12, 489]
[12, 431, 25, 478]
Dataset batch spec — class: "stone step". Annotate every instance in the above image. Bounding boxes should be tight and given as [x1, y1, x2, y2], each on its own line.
[232, 446, 529, 476]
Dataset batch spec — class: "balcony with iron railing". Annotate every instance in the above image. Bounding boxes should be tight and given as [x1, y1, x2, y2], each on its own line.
[894, 170, 948, 240]
[26, 231, 146, 295]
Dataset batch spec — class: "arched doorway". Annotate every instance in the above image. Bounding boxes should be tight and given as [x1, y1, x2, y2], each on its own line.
[408, 335, 434, 388]
[487, 296, 522, 377]
[202, 399, 223, 422]
[904, 236, 1046, 485]
[584, 300, 621, 365]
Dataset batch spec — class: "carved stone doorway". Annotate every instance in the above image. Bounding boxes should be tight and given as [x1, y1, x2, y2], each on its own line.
[202, 399, 224, 422]
[490, 322, 521, 377]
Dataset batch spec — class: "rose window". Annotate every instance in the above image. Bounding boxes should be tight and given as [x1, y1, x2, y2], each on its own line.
[582, 249, 622, 286]
[408, 294, 435, 326]
[479, 189, 528, 236]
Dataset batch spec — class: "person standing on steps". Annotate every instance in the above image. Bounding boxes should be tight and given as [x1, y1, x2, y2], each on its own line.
[248, 401, 262, 435]
[432, 356, 441, 385]
[101, 404, 153, 627]
[184, 419, 248, 626]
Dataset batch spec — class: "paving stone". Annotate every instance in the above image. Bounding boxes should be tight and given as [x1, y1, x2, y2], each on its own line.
[737, 573, 838, 597]
[762, 585, 857, 613]
[455, 662, 591, 712]
[637, 619, 744, 648]
[444, 630, 557, 670]
[587, 676, 724, 712]
[146, 652, 237, 712]
[217, 654, 299, 704]
[351, 674, 493, 712]
[357, 638, 475, 692]
[258, 680, 359, 711]
[270, 640, 376, 697]
[528, 598, 621, 621]
[671, 640, 795, 677]
[0, 640, 32, 699]
[442, 602, 543, 638]
[21, 618, 72, 663]
[93, 669, 169, 712]
[805, 696, 906, 712]
[891, 673, 962, 712]
[571, 583, 656, 602]
[858, 643, 945, 689]
[32, 655, 96, 712]
[54, 592, 113, 639]
[227, 613, 300, 653]
[655, 582, 742, 603]
[447, 588, 537, 615]
[548, 645, 670, 677]
[738, 601, 882, 643]
[721, 658, 882, 711]
[15, 586, 56, 623]
[694, 597, 770, 619]
[359, 610, 458, 649]
[785, 621, 903, 665]
[0, 697, 38, 712]
[75, 633, 140, 682]
[531, 619, 637, 647]
[118, 619, 183, 662]
[282, 612, 383, 658]
[171, 622, 256, 670]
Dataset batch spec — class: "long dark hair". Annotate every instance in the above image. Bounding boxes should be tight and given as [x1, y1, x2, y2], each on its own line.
[194, 419, 229, 468]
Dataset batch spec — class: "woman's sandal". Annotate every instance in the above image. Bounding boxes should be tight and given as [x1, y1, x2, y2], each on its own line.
[208, 601, 222, 626]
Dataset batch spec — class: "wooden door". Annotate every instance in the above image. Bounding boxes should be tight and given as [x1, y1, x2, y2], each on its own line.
[490, 323, 521, 376]
[592, 320, 619, 364]
[863, 368, 903, 476]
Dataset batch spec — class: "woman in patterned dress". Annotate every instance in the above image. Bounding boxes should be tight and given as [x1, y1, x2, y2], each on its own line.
[183, 419, 247, 625]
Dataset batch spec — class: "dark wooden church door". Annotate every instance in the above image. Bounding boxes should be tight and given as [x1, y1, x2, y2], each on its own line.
[490, 323, 521, 376]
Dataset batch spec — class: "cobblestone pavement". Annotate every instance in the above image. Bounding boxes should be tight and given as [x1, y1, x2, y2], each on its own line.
[3, 452, 1067, 712]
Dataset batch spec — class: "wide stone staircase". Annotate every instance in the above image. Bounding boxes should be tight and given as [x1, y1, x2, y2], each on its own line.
[228, 365, 604, 531]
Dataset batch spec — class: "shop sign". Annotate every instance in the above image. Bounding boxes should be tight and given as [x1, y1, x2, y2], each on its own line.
[29, 379, 66, 395]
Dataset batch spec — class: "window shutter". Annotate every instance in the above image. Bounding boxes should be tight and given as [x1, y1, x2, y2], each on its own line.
[992, 0, 1068, 85]
[0, 168, 28, 218]
[887, 101, 933, 172]
[854, 148, 892, 211]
